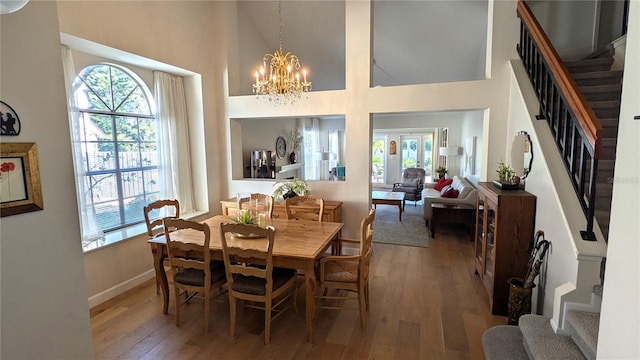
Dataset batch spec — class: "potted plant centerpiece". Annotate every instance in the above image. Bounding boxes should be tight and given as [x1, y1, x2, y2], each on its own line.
[435, 166, 448, 180]
[494, 160, 521, 190]
[272, 178, 309, 202]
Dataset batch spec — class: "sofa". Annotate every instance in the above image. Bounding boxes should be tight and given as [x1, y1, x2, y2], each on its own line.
[422, 175, 478, 225]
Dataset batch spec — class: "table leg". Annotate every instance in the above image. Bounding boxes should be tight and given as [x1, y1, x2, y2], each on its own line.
[398, 202, 403, 222]
[151, 244, 169, 314]
[304, 261, 316, 343]
[431, 210, 436, 238]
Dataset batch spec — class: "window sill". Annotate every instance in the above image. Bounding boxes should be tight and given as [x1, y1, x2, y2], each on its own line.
[82, 210, 209, 254]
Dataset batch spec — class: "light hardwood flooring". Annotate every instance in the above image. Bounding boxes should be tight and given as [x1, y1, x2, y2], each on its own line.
[90, 224, 507, 359]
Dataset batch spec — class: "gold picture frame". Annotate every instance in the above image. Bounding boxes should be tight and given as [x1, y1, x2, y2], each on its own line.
[1, 142, 44, 217]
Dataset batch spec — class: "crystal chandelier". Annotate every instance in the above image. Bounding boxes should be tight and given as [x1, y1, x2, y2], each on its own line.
[252, 0, 311, 105]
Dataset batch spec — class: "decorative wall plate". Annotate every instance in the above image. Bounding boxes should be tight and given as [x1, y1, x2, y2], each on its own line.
[276, 136, 286, 159]
[0, 101, 21, 136]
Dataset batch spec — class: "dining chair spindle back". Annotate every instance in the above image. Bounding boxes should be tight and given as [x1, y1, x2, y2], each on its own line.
[316, 209, 375, 328]
[285, 195, 325, 222]
[163, 218, 226, 333]
[219, 223, 297, 344]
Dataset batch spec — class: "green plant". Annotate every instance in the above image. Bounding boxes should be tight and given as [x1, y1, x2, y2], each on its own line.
[497, 160, 516, 184]
[236, 208, 254, 224]
[272, 178, 309, 201]
[435, 166, 448, 178]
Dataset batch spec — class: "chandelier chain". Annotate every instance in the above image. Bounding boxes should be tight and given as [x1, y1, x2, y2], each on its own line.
[278, 0, 283, 52]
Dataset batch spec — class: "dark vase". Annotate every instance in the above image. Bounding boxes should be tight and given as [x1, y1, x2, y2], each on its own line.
[283, 190, 297, 199]
[289, 151, 297, 164]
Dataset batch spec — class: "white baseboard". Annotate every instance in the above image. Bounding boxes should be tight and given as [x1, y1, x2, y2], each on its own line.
[88, 269, 156, 308]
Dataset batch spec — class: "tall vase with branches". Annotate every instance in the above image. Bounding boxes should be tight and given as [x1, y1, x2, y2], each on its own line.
[287, 127, 303, 164]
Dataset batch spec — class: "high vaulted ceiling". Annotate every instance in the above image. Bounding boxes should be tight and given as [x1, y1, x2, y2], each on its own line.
[234, 0, 488, 95]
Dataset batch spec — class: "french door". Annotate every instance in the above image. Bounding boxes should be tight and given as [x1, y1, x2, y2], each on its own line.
[400, 133, 434, 179]
[372, 137, 386, 183]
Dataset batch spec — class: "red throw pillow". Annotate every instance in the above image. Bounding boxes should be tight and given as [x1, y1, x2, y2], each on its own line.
[442, 188, 460, 198]
[434, 178, 452, 191]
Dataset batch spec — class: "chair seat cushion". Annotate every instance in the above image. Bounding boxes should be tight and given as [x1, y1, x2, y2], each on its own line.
[232, 267, 295, 295]
[175, 260, 226, 286]
[392, 185, 418, 193]
[322, 259, 358, 282]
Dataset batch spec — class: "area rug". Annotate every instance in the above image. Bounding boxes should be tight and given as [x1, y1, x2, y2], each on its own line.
[372, 201, 430, 248]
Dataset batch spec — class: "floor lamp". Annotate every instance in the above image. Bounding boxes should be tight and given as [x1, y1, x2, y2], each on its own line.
[439, 146, 462, 174]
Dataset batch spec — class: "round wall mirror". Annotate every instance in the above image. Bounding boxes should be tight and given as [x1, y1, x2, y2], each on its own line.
[511, 131, 533, 179]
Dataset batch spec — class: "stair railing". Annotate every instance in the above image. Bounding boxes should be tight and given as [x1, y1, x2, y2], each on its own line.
[516, 0, 603, 241]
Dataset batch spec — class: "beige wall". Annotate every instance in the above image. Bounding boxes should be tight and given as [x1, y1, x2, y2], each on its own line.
[0, 1, 93, 358]
[56, 0, 226, 303]
[52, 0, 515, 308]
[598, 1, 640, 357]
[227, 0, 520, 238]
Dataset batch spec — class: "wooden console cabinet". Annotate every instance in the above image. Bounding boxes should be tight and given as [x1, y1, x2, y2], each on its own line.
[220, 197, 342, 222]
[474, 182, 536, 316]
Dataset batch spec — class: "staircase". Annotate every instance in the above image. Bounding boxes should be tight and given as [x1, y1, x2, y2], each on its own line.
[482, 311, 600, 360]
[564, 48, 623, 242]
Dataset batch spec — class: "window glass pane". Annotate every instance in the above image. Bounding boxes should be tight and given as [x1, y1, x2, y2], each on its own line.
[372, 139, 385, 184]
[95, 200, 121, 230]
[87, 144, 116, 172]
[141, 143, 158, 167]
[82, 65, 114, 110]
[89, 114, 114, 140]
[143, 169, 160, 194]
[89, 174, 117, 203]
[138, 118, 157, 142]
[123, 195, 147, 224]
[110, 67, 138, 112]
[121, 170, 144, 198]
[74, 63, 158, 233]
[74, 81, 110, 112]
[115, 116, 139, 142]
[118, 87, 151, 115]
[118, 143, 141, 169]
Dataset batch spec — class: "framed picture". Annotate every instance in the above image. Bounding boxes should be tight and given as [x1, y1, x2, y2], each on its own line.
[1, 142, 43, 217]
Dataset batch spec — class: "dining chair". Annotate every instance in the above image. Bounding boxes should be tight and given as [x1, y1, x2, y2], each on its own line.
[284, 195, 325, 221]
[315, 209, 375, 328]
[144, 199, 180, 238]
[219, 223, 297, 344]
[163, 218, 227, 333]
[238, 193, 274, 219]
[144, 199, 180, 293]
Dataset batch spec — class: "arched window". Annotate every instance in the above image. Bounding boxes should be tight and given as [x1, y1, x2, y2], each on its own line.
[72, 64, 159, 231]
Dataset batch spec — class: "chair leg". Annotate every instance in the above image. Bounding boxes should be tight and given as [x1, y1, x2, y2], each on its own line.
[365, 283, 370, 311]
[264, 298, 272, 344]
[358, 284, 367, 328]
[229, 296, 237, 337]
[173, 285, 181, 327]
[203, 290, 210, 333]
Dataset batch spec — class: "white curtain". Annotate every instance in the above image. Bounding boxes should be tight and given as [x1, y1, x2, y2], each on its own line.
[303, 118, 320, 180]
[153, 71, 195, 213]
[61, 46, 105, 245]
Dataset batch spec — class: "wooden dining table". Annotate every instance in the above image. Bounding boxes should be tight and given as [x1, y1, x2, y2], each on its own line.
[148, 215, 344, 342]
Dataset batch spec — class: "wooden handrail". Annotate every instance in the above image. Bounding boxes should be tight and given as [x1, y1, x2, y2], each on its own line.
[517, 0, 603, 158]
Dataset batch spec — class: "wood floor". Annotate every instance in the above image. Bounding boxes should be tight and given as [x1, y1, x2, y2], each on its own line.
[90, 224, 507, 359]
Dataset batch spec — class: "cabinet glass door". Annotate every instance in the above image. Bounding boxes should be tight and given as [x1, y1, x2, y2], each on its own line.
[484, 203, 496, 281]
[475, 199, 484, 265]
